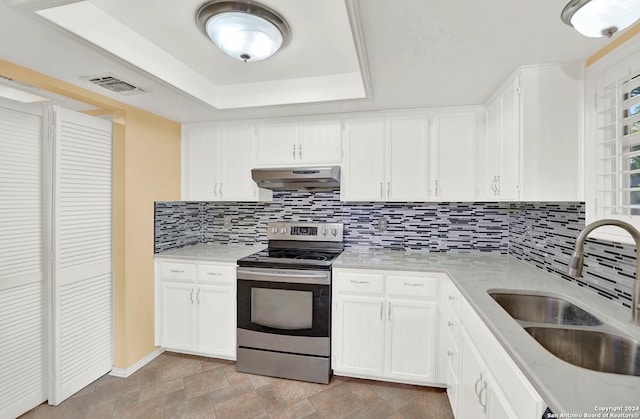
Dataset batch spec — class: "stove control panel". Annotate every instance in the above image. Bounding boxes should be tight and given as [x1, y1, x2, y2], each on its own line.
[266, 222, 343, 242]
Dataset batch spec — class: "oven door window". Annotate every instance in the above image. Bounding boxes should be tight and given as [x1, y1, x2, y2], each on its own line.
[251, 288, 312, 329]
[238, 280, 330, 337]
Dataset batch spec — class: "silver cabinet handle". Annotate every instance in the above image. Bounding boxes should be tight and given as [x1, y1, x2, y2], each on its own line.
[169, 269, 184, 274]
[387, 181, 391, 198]
[298, 144, 302, 160]
[495, 175, 501, 195]
[448, 321, 454, 327]
[478, 375, 487, 413]
[490, 176, 497, 194]
[350, 280, 369, 285]
[403, 282, 424, 287]
[292, 144, 296, 159]
[448, 295, 455, 302]
[388, 303, 391, 321]
[380, 302, 384, 321]
[196, 289, 201, 304]
[219, 182, 223, 197]
[380, 182, 383, 198]
[207, 272, 222, 276]
[435, 179, 439, 196]
[447, 351, 453, 357]
[190, 289, 194, 304]
[474, 374, 483, 397]
[213, 182, 218, 197]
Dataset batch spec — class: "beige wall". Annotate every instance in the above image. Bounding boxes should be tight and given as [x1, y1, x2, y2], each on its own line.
[0, 59, 182, 370]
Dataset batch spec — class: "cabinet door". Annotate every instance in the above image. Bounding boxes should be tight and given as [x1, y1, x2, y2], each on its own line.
[256, 123, 299, 166]
[342, 118, 386, 201]
[182, 126, 219, 201]
[479, 100, 500, 200]
[485, 371, 518, 419]
[386, 116, 429, 201]
[496, 77, 521, 200]
[299, 120, 342, 164]
[160, 282, 196, 352]
[385, 299, 437, 383]
[218, 125, 269, 201]
[458, 329, 487, 419]
[431, 112, 477, 201]
[333, 294, 385, 376]
[196, 284, 236, 358]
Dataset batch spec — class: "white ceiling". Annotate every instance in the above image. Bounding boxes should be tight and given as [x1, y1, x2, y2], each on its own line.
[0, 0, 615, 123]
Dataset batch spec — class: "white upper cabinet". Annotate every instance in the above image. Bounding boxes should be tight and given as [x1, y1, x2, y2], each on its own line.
[182, 124, 272, 202]
[386, 115, 430, 201]
[342, 117, 387, 201]
[343, 110, 479, 202]
[430, 110, 479, 201]
[342, 114, 429, 202]
[255, 119, 342, 166]
[480, 64, 581, 201]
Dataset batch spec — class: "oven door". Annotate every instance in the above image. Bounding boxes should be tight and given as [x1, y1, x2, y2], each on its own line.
[237, 267, 330, 338]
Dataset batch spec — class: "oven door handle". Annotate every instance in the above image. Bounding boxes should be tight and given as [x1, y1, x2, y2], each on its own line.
[237, 268, 330, 285]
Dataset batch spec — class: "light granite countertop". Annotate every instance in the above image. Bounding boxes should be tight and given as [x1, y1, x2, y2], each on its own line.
[154, 243, 266, 263]
[334, 249, 640, 416]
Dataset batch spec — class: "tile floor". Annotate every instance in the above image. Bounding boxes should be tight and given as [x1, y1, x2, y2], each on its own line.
[20, 352, 454, 419]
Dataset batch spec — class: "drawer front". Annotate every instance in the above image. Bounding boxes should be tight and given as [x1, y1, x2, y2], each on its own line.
[159, 262, 196, 282]
[386, 275, 438, 299]
[333, 271, 384, 296]
[445, 307, 461, 348]
[197, 264, 235, 284]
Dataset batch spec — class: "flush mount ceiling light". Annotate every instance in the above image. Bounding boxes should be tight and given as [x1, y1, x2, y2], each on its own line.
[196, 0, 291, 62]
[561, 0, 640, 38]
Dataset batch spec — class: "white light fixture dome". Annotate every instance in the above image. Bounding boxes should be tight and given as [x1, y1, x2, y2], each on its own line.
[561, 0, 640, 38]
[196, 0, 291, 62]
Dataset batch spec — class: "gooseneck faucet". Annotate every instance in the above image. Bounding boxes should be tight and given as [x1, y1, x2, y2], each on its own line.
[568, 219, 640, 325]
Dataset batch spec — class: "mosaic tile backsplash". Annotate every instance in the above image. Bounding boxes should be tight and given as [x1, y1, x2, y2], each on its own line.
[155, 193, 637, 310]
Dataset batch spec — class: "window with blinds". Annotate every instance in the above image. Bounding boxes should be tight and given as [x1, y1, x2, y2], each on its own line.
[595, 70, 640, 217]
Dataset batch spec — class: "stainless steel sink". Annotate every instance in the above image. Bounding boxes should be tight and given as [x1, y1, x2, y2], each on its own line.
[489, 292, 603, 326]
[525, 327, 640, 376]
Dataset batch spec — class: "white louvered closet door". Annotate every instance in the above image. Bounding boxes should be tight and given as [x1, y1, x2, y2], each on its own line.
[0, 102, 47, 418]
[49, 106, 113, 405]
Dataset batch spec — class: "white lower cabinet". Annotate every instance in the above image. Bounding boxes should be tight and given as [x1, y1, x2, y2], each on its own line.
[332, 269, 441, 384]
[155, 259, 237, 359]
[447, 291, 545, 419]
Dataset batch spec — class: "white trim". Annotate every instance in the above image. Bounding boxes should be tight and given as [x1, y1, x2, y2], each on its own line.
[109, 347, 165, 378]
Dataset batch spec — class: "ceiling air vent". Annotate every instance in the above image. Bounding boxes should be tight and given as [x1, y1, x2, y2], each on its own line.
[82, 73, 146, 95]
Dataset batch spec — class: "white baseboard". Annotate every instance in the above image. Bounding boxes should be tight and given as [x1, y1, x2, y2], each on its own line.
[109, 347, 165, 378]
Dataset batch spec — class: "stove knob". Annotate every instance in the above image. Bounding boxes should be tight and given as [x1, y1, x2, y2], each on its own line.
[331, 228, 339, 237]
[280, 227, 288, 234]
[322, 228, 328, 236]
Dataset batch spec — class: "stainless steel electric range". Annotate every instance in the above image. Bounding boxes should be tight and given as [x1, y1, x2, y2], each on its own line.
[236, 222, 344, 384]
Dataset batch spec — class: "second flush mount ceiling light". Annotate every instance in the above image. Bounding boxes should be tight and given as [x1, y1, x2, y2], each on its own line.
[196, 0, 291, 62]
[561, 0, 640, 38]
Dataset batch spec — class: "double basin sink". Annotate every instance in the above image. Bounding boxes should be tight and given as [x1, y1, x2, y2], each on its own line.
[489, 291, 640, 377]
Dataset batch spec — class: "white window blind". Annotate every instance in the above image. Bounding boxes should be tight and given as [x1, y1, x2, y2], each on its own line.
[49, 106, 113, 405]
[595, 70, 640, 217]
[0, 103, 47, 418]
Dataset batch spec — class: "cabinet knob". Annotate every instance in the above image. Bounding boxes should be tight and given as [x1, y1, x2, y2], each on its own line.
[448, 321, 454, 327]
[447, 351, 454, 357]
[448, 295, 455, 302]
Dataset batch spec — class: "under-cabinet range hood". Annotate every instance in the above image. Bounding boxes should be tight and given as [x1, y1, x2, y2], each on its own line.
[251, 166, 340, 191]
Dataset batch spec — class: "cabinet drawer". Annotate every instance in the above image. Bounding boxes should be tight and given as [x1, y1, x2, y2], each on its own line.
[333, 271, 384, 295]
[197, 264, 235, 284]
[159, 262, 196, 282]
[386, 275, 438, 299]
[445, 282, 461, 316]
[445, 307, 461, 348]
